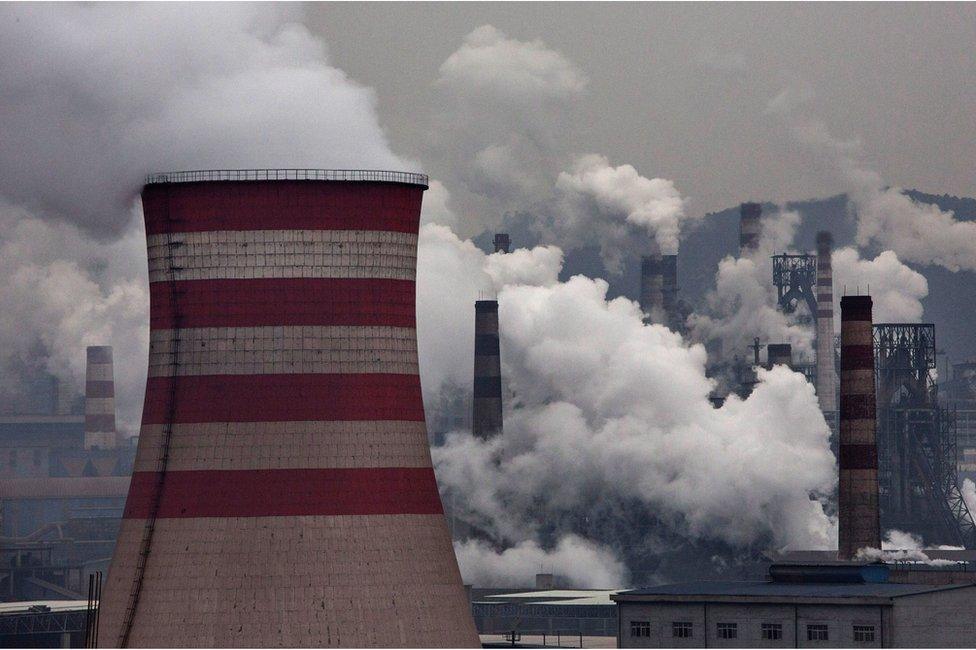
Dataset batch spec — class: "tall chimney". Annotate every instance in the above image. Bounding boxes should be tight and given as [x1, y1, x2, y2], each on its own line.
[493, 233, 511, 253]
[473, 300, 503, 439]
[84, 345, 117, 450]
[739, 202, 762, 256]
[816, 232, 838, 426]
[838, 295, 881, 560]
[766, 344, 793, 369]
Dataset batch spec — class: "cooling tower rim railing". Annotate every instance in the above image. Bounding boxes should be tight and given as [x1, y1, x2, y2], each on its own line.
[145, 169, 429, 188]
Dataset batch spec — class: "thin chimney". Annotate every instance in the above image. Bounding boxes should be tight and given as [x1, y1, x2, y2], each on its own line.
[838, 295, 881, 559]
[816, 232, 838, 425]
[472, 300, 503, 438]
[84, 345, 117, 450]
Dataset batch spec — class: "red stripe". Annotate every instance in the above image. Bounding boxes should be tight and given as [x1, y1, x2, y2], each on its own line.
[141, 374, 424, 424]
[149, 278, 415, 329]
[123, 467, 443, 518]
[142, 182, 423, 235]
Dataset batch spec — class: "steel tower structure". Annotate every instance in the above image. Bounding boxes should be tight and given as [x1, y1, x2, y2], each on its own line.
[874, 323, 976, 548]
[98, 169, 478, 647]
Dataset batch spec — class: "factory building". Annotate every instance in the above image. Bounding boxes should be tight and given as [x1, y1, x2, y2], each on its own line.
[97, 169, 478, 648]
[613, 563, 976, 648]
[0, 346, 134, 602]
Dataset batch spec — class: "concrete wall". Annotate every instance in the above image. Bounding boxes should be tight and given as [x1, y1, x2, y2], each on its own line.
[891, 588, 976, 647]
[617, 602, 886, 648]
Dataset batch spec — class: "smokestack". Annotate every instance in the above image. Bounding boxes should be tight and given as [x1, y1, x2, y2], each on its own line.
[838, 295, 881, 560]
[766, 344, 793, 369]
[84, 345, 117, 450]
[739, 202, 762, 256]
[816, 232, 838, 425]
[99, 170, 479, 647]
[639, 244, 678, 328]
[493, 233, 511, 253]
[473, 299, 503, 439]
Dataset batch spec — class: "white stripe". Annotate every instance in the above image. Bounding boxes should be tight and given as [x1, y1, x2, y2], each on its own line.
[86, 365, 114, 381]
[84, 398, 115, 415]
[147, 230, 417, 283]
[148, 326, 418, 377]
[134, 421, 432, 472]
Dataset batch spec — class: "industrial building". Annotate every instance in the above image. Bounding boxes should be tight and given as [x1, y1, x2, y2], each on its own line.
[1, 346, 134, 603]
[613, 563, 976, 648]
[96, 169, 478, 647]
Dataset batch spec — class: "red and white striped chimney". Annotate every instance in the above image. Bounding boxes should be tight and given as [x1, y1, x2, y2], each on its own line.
[85, 345, 117, 450]
[816, 232, 837, 426]
[838, 295, 881, 560]
[98, 170, 478, 647]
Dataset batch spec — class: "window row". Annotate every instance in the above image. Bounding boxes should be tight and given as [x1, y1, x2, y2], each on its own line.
[628, 620, 876, 643]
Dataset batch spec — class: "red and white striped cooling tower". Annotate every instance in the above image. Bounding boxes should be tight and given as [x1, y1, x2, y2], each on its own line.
[99, 170, 479, 648]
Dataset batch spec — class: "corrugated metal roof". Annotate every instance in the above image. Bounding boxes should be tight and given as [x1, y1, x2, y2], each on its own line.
[615, 580, 973, 600]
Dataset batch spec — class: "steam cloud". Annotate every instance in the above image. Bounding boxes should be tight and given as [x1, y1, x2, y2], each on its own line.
[768, 88, 976, 272]
[425, 231, 837, 586]
[0, 4, 409, 422]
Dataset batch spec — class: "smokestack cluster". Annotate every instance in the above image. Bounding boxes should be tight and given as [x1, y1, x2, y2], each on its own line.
[838, 295, 881, 560]
[739, 202, 762, 255]
[639, 249, 678, 328]
[766, 343, 793, 369]
[473, 300, 503, 439]
[816, 232, 838, 425]
[84, 345, 117, 450]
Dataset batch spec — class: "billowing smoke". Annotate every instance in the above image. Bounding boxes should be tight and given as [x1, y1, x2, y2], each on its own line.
[856, 530, 963, 566]
[455, 536, 627, 589]
[554, 154, 693, 272]
[424, 231, 837, 586]
[0, 4, 409, 420]
[831, 248, 928, 325]
[768, 89, 976, 272]
[0, 203, 147, 430]
[688, 209, 815, 362]
[432, 26, 693, 270]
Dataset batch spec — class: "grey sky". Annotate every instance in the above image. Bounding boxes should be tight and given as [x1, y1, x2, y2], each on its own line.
[309, 2, 976, 216]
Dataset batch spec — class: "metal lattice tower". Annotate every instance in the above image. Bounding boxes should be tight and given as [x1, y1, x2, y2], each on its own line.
[874, 323, 976, 548]
[772, 254, 818, 319]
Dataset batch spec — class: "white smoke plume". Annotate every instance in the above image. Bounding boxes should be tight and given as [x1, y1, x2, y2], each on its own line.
[433, 26, 694, 273]
[0, 203, 148, 431]
[0, 4, 410, 418]
[831, 247, 928, 326]
[856, 530, 964, 566]
[554, 154, 693, 271]
[768, 87, 976, 272]
[0, 4, 408, 237]
[688, 209, 815, 362]
[454, 536, 627, 589]
[422, 229, 838, 584]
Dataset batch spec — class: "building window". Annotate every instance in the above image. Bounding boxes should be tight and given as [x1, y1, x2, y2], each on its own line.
[672, 622, 693, 638]
[761, 623, 783, 640]
[630, 621, 651, 638]
[717, 623, 737, 639]
[807, 624, 829, 641]
[853, 625, 875, 643]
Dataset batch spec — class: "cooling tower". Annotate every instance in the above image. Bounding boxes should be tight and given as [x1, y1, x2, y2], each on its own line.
[472, 299, 503, 439]
[838, 295, 881, 560]
[639, 246, 677, 328]
[766, 344, 793, 369]
[493, 233, 511, 253]
[85, 346, 117, 450]
[98, 170, 479, 648]
[739, 202, 762, 255]
[816, 232, 838, 425]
